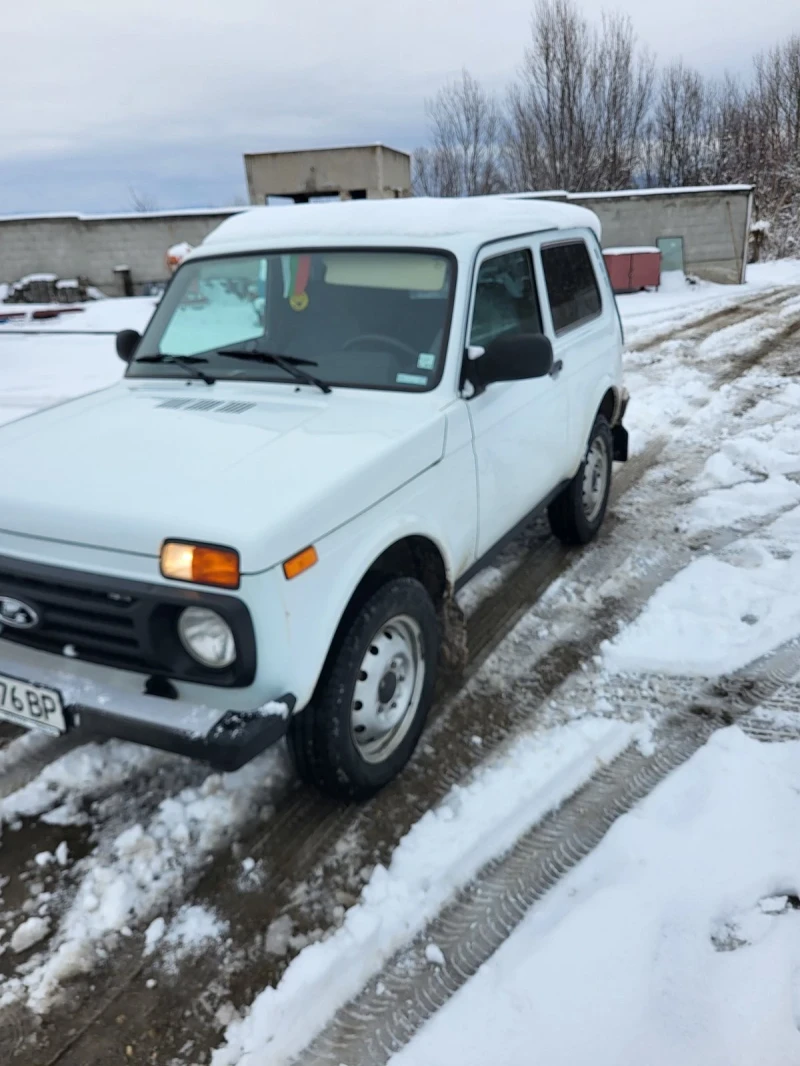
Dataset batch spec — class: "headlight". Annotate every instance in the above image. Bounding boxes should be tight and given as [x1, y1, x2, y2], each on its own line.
[178, 608, 236, 669]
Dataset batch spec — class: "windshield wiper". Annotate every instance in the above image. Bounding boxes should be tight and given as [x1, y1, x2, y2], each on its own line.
[135, 353, 216, 386]
[215, 348, 332, 395]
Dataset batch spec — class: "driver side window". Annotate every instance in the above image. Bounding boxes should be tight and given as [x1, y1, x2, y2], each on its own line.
[469, 249, 542, 348]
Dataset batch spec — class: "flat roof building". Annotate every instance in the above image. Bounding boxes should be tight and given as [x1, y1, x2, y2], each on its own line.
[244, 144, 412, 206]
[513, 185, 754, 284]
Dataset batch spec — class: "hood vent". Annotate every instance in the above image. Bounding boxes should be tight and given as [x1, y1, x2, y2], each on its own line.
[217, 401, 256, 414]
[155, 398, 256, 415]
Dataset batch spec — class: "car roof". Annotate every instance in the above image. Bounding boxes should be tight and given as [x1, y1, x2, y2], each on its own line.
[193, 195, 601, 258]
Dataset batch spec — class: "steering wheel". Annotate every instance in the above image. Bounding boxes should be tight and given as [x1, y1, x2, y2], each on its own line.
[342, 334, 419, 359]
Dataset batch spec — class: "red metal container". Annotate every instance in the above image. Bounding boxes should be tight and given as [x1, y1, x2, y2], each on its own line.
[603, 248, 661, 294]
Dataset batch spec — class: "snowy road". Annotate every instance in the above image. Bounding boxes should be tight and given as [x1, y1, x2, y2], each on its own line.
[2, 272, 800, 1064]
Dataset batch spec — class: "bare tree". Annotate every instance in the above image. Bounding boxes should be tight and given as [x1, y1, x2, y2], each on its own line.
[413, 70, 506, 197]
[412, 146, 459, 197]
[645, 61, 710, 187]
[414, 5, 798, 253]
[593, 12, 654, 189]
[505, 0, 652, 192]
[748, 36, 800, 255]
[129, 186, 158, 213]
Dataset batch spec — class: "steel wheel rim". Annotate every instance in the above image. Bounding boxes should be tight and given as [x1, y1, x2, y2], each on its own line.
[582, 437, 609, 523]
[351, 614, 425, 764]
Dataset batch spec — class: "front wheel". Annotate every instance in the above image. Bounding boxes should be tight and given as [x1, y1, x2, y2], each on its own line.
[288, 577, 439, 800]
[548, 415, 613, 545]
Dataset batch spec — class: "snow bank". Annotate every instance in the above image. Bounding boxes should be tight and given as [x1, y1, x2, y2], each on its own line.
[390, 728, 800, 1066]
[686, 476, 800, 534]
[602, 549, 800, 676]
[747, 259, 800, 287]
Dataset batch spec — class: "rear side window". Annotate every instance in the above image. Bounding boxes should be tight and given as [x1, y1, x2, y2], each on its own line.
[541, 241, 602, 334]
[469, 249, 541, 348]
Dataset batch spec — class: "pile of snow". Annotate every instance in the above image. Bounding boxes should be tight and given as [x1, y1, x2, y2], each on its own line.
[159, 904, 229, 972]
[10, 917, 50, 955]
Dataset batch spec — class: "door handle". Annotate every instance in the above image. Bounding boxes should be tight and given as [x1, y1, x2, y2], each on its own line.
[550, 359, 564, 379]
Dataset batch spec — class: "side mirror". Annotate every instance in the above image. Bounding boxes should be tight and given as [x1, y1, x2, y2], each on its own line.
[470, 333, 553, 389]
[116, 329, 141, 363]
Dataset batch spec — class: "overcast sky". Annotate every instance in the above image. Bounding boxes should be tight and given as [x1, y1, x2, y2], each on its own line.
[2, 0, 795, 214]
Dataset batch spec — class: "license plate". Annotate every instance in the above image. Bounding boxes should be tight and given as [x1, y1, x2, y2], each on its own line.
[0, 673, 66, 735]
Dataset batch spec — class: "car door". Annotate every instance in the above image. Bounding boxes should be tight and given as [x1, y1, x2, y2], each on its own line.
[535, 232, 618, 475]
[464, 241, 569, 560]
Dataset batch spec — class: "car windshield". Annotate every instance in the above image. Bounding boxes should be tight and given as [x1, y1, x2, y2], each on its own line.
[127, 249, 455, 392]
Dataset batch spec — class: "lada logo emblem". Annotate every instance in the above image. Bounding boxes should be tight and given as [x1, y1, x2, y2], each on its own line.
[0, 596, 40, 630]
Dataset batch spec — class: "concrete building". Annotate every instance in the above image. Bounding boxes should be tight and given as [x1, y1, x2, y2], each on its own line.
[513, 185, 754, 284]
[574, 186, 754, 284]
[0, 208, 243, 296]
[0, 165, 752, 297]
[244, 144, 412, 205]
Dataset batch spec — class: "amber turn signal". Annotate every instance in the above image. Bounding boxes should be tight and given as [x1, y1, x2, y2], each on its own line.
[283, 546, 318, 580]
[160, 542, 240, 589]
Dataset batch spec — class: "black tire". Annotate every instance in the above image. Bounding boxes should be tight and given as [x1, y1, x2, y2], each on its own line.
[548, 415, 613, 546]
[287, 577, 440, 800]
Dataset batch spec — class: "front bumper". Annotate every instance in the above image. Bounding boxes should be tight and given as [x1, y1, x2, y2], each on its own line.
[0, 643, 295, 772]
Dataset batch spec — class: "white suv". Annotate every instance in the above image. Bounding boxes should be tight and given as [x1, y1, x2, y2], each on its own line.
[0, 197, 628, 799]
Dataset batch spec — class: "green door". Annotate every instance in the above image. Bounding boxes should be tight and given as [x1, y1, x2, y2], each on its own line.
[657, 236, 685, 273]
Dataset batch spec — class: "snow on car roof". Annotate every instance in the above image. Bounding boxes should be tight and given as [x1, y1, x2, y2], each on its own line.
[198, 196, 602, 254]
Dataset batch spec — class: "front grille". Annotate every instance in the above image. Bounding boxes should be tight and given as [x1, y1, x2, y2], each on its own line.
[0, 565, 148, 672]
[0, 556, 257, 688]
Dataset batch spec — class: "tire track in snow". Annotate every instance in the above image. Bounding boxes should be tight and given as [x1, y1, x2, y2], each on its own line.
[298, 638, 800, 1066]
[630, 286, 788, 352]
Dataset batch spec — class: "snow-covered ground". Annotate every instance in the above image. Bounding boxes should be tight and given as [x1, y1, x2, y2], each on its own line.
[3, 264, 800, 1062]
[390, 728, 800, 1066]
[0, 297, 155, 426]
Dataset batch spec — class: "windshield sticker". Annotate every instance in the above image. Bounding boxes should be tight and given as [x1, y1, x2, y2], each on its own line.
[417, 352, 436, 371]
[396, 373, 428, 387]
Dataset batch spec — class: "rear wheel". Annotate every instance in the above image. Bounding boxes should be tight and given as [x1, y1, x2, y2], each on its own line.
[288, 577, 439, 800]
[548, 415, 613, 545]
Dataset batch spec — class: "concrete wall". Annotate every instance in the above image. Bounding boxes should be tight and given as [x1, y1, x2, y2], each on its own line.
[0, 210, 242, 296]
[245, 145, 411, 204]
[572, 189, 753, 284]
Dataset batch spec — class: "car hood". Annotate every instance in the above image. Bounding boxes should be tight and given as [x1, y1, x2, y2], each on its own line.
[0, 382, 446, 572]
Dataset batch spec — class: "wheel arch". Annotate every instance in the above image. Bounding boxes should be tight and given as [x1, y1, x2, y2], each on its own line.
[598, 386, 618, 426]
[327, 535, 449, 661]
